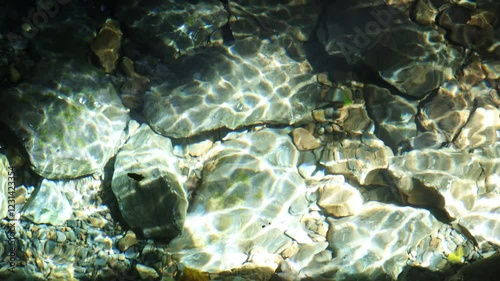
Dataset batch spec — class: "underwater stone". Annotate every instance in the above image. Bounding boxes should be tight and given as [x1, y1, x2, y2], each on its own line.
[318, 2, 463, 96]
[370, 24, 463, 97]
[228, 0, 323, 41]
[448, 252, 500, 281]
[387, 147, 496, 219]
[22, 180, 72, 226]
[0, 59, 129, 179]
[136, 264, 159, 280]
[118, 230, 138, 252]
[291, 127, 322, 151]
[364, 84, 418, 153]
[417, 81, 471, 142]
[321, 137, 393, 186]
[144, 39, 320, 138]
[316, 178, 364, 217]
[301, 202, 442, 280]
[112, 124, 187, 241]
[91, 19, 122, 74]
[168, 128, 308, 272]
[119, 57, 150, 110]
[408, 224, 480, 271]
[398, 131, 445, 153]
[454, 105, 500, 150]
[412, 0, 439, 25]
[116, 0, 228, 61]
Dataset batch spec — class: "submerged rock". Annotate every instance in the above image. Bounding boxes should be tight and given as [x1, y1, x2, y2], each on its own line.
[291, 127, 322, 151]
[22, 180, 72, 226]
[91, 19, 123, 74]
[228, 0, 323, 41]
[297, 202, 444, 280]
[417, 81, 472, 143]
[315, 176, 364, 217]
[364, 84, 418, 153]
[449, 252, 500, 281]
[388, 143, 500, 237]
[112, 124, 187, 241]
[408, 224, 480, 271]
[116, 0, 228, 61]
[0, 154, 10, 219]
[169, 128, 309, 272]
[320, 108, 393, 186]
[317, 1, 463, 96]
[0, 59, 129, 179]
[454, 105, 500, 150]
[388, 148, 482, 218]
[144, 40, 320, 138]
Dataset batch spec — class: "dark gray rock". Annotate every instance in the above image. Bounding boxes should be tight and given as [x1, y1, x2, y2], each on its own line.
[111, 124, 187, 241]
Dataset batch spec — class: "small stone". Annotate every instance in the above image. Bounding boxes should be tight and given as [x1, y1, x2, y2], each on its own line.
[312, 109, 327, 122]
[136, 264, 159, 280]
[324, 124, 334, 134]
[55, 231, 66, 243]
[454, 105, 500, 149]
[459, 60, 485, 90]
[482, 61, 500, 79]
[317, 181, 364, 217]
[291, 127, 322, 151]
[118, 230, 138, 252]
[9, 65, 21, 83]
[89, 216, 107, 228]
[316, 126, 325, 135]
[91, 19, 122, 73]
[94, 257, 107, 267]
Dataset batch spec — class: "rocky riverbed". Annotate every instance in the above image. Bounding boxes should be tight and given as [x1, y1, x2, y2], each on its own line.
[0, 0, 499, 280]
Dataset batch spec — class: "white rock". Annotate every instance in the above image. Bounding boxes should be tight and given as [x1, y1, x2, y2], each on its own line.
[22, 180, 72, 225]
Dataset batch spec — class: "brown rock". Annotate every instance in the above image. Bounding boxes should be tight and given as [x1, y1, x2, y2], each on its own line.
[91, 19, 123, 73]
[119, 57, 150, 109]
[291, 127, 321, 151]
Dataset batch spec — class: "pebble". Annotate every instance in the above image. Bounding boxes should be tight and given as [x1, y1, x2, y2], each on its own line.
[89, 216, 107, 228]
[119, 230, 138, 252]
[136, 264, 160, 280]
[317, 183, 364, 217]
[291, 127, 322, 151]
